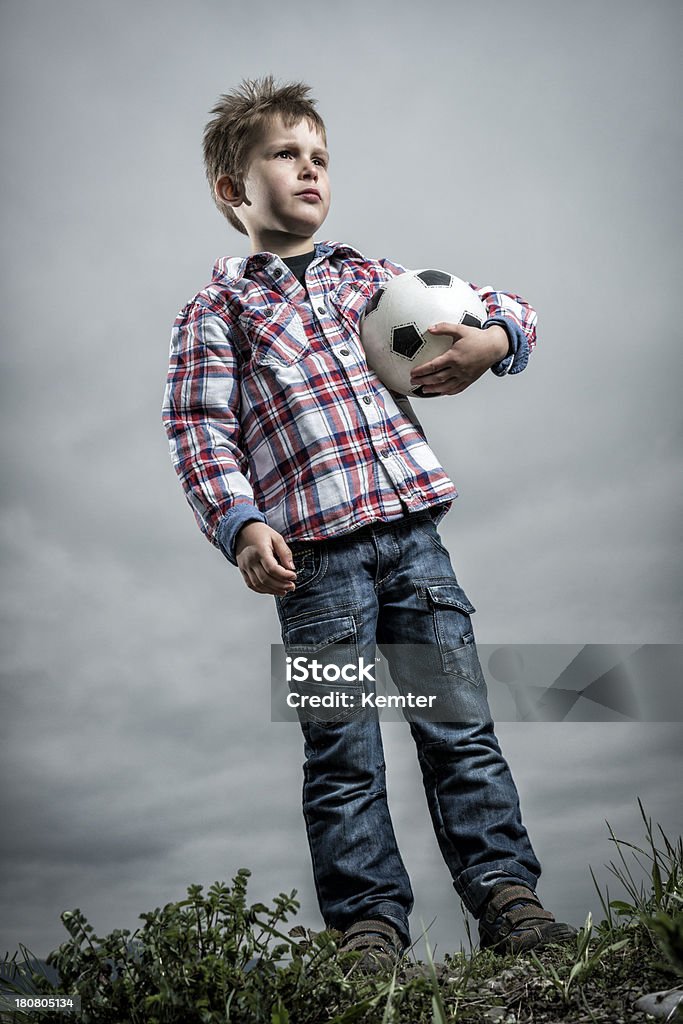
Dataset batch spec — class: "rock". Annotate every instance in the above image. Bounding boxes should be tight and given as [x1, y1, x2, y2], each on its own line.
[398, 961, 458, 983]
[484, 966, 528, 994]
[634, 987, 683, 1019]
[483, 1007, 506, 1023]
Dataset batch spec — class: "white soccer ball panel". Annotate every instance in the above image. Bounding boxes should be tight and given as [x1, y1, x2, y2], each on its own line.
[360, 270, 488, 396]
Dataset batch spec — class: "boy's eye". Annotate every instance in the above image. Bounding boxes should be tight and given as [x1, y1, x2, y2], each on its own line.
[274, 149, 327, 169]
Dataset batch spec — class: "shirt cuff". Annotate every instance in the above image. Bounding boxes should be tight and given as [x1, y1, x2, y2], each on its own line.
[485, 317, 530, 376]
[216, 504, 268, 566]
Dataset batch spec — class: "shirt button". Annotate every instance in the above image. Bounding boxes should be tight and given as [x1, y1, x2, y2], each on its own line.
[264, 307, 274, 318]
[339, 348, 350, 356]
[272, 267, 282, 278]
[380, 449, 391, 458]
[317, 306, 326, 315]
[362, 396, 372, 405]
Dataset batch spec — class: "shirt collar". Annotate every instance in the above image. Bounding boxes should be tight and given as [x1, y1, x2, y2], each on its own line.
[212, 240, 368, 285]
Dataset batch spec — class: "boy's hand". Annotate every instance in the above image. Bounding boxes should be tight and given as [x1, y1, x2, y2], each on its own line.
[235, 522, 297, 596]
[410, 324, 510, 396]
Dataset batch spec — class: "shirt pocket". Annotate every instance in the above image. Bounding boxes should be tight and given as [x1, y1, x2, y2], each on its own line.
[238, 302, 310, 367]
[330, 280, 378, 332]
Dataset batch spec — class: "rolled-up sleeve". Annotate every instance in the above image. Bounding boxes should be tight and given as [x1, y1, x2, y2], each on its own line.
[469, 283, 538, 376]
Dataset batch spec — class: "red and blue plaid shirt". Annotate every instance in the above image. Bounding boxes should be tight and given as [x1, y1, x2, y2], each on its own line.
[161, 240, 537, 564]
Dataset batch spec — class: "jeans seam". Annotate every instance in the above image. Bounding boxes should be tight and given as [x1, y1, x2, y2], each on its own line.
[374, 533, 401, 591]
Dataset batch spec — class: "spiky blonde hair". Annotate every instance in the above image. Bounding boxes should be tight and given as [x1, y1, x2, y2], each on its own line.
[203, 75, 327, 235]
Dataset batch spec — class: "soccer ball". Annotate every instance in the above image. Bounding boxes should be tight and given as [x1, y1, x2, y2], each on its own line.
[359, 269, 487, 397]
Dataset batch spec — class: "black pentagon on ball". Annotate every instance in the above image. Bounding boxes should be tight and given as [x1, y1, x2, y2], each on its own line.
[416, 270, 452, 287]
[362, 287, 385, 318]
[460, 311, 483, 328]
[411, 385, 440, 399]
[391, 323, 425, 360]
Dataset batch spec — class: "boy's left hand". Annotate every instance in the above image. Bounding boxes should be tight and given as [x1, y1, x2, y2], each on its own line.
[409, 323, 509, 396]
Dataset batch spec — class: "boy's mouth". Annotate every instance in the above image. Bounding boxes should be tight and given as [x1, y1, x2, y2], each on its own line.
[296, 188, 321, 201]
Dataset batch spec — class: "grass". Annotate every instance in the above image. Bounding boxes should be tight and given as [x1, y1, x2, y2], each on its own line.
[1, 800, 681, 1023]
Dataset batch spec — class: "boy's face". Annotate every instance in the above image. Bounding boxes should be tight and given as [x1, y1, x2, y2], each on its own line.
[220, 115, 331, 256]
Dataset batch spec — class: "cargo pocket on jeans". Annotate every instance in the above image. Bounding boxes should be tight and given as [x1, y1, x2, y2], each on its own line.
[417, 580, 486, 686]
[284, 611, 363, 724]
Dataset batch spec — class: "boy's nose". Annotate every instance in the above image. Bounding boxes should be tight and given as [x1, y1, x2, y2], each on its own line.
[300, 160, 318, 179]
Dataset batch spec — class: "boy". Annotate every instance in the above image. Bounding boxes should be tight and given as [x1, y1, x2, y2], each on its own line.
[162, 76, 576, 971]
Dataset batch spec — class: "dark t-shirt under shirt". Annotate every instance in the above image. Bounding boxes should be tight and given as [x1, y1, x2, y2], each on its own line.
[282, 250, 316, 293]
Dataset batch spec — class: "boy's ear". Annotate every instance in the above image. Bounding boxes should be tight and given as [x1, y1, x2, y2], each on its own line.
[215, 174, 249, 209]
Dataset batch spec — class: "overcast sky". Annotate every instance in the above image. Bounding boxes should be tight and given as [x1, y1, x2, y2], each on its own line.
[1, 0, 681, 964]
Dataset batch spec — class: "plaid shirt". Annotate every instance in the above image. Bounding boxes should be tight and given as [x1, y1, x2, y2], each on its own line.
[161, 240, 537, 564]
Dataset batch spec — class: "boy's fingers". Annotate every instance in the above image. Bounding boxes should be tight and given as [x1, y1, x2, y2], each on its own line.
[427, 322, 463, 337]
[241, 564, 292, 596]
[252, 554, 296, 592]
[271, 533, 296, 572]
[411, 358, 454, 382]
[412, 347, 460, 379]
[411, 323, 472, 378]
[262, 551, 296, 581]
[412, 347, 477, 382]
[412, 364, 447, 382]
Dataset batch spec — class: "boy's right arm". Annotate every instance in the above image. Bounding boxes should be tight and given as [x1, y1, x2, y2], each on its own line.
[162, 302, 296, 595]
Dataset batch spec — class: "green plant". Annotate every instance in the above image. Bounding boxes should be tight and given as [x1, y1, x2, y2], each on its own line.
[641, 909, 683, 979]
[590, 798, 683, 976]
[49, 869, 305, 1023]
[420, 927, 449, 1024]
[2, 802, 682, 1023]
[5, 871, 408, 1024]
[529, 911, 629, 1004]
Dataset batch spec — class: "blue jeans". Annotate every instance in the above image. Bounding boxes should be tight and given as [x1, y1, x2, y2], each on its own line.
[275, 510, 541, 948]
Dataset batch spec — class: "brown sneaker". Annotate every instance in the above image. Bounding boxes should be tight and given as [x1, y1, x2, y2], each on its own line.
[478, 883, 578, 954]
[338, 918, 407, 974]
